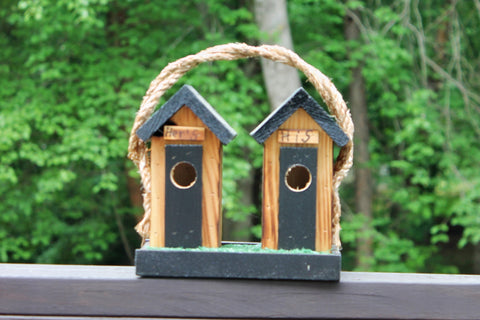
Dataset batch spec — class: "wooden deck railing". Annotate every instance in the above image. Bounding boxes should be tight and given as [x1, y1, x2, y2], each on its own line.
[1, 263, 479, 319]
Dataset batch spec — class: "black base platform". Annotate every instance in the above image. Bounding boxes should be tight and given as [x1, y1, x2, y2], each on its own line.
[135, 245, 341, 281]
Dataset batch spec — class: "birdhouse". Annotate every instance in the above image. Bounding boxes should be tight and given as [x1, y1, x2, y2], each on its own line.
[251, 88, 349, 253]
[132, 44, 353, 281]
[136, 85, 236, 248]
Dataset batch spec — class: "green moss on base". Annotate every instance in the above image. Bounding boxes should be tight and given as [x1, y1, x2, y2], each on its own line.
[144, 243, 331, 255]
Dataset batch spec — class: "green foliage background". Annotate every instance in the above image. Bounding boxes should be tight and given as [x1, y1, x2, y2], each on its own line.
[1, 0, 479, 272]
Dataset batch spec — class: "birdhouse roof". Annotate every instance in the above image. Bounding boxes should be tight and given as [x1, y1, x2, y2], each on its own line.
[250, 88, 349, 147]
[136, 85, 237, 145]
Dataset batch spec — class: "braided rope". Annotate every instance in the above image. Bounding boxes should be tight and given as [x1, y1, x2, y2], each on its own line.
[127, 43, 354, 250]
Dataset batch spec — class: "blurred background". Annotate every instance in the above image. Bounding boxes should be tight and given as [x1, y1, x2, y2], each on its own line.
[1, 0, 479, 273]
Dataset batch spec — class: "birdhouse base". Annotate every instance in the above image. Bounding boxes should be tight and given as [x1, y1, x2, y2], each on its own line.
[135, 243, 341, 281]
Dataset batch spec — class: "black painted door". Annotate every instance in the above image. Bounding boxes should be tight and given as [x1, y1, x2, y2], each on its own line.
[165, 144, 203, 248]
[278, 147, 317, 250]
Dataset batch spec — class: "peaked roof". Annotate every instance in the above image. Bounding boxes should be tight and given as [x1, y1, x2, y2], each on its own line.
[250, 88, 349, 147]
[136, 85, 237, 145]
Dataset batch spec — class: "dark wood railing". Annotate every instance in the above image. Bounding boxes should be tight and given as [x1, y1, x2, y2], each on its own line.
[1, 263, 479, 319]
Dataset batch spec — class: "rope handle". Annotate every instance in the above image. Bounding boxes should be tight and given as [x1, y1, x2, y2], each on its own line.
[127, 43, 354, 249]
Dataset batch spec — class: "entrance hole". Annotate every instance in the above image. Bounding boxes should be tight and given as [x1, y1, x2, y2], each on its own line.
[170, 161, 197, 189]
[284, 164, 312, 192]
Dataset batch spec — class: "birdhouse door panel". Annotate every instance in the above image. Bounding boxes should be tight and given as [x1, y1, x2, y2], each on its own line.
[165, 144, 203, 248]
[278, 147, 317, 250]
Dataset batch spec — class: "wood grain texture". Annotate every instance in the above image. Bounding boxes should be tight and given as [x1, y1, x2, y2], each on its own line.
[317, 132, 333, 252]
[278, 129, 319, 144]
[201, 132, 222, 247]
[261, 133, 279, 249]
[170, 107, 221, 248]
[169, 107, 205, 142]
[150, 136, 165, 247]
[278, 108, 322, 144]
[164, 125, 205, 141]
[1, 264, 480, 319]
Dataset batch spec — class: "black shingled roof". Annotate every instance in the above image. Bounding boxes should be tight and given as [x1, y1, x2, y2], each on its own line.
[250, 88, 349, 147]
[136, 85, 237, 145]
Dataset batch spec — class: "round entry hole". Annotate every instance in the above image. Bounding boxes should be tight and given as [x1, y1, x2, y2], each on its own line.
[285, 164, 312, 192]
[170, 162, 197, 189]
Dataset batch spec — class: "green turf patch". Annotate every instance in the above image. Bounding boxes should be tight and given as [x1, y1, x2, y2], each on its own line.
[144, 243, 330, 255]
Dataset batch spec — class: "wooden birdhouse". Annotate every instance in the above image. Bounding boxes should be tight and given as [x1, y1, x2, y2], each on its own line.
[136, 85, 236, 249]
[251, 87, 349, 253]
[133, 44, 353, 281]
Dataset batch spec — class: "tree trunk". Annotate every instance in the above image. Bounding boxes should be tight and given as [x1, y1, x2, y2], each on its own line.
[240, 0, 301, 243]
[344, 11, 373, 270]
[254, 0, 301, 110]
[223, 59, 262, 242]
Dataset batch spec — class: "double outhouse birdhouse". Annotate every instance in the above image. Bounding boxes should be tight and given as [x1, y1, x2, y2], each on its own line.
[251, 88, 349, 253]
[132, 44, 353, 281]
[136, 85, 236, 249]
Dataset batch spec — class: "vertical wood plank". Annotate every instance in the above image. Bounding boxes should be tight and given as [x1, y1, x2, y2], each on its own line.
[316, 133, 333, 252]
[150, 136, 165, 247]
[202, 131, 222, 248]
[262, 134, 279, 249]
[170, 106, 201, 125]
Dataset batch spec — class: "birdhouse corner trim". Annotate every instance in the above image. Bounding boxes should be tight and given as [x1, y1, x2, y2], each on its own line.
[136, 84, 237, 145]
[249, 87, 349, 146]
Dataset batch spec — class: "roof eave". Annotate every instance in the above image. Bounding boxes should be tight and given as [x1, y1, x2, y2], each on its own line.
[136, 85, 237, 145]
[250, 87, 349, 147]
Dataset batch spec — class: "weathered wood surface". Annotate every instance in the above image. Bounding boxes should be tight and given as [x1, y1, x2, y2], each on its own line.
[261, 132, 279, 249]
[164, 125, 205, 141]
[150, 136, 166, 247]
[278, 129, 319, 144]
[1, 264, 480, 320]
[316, 128, 333, 252]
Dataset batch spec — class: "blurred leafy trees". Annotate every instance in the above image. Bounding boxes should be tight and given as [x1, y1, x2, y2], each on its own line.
[289, 0, 480, 272]
[0, 0, 267, 264]
[1, 0, 480, 273]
